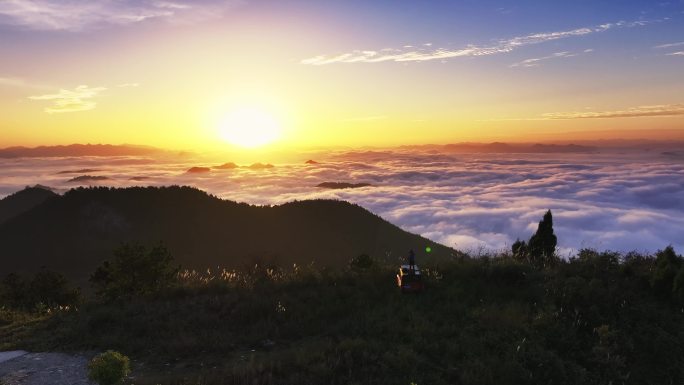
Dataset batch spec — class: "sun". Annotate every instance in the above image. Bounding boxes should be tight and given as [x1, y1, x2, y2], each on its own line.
[218, 106, 282, 148]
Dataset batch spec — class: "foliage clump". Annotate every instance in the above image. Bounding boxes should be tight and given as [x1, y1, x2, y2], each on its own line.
[90, 242, 179, 302]
[88, 350, 130, 385]
[0, 270, 80, 311]
[651, 245, 682, 297]
[349, 253, 374, 270]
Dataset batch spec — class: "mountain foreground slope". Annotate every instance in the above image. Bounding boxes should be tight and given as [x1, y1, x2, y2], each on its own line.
[0, 186, 453, 282]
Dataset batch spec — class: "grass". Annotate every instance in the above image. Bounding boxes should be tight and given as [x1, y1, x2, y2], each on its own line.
[3, 252, 684, 385]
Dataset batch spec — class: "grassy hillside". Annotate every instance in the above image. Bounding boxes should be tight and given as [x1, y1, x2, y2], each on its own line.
[3, 249, 684, 385]
[0, 186, 454, 282]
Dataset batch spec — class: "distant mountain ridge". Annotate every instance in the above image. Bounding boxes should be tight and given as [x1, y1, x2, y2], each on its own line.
[0, 144, 164, 158]
[0, 186, 454, 283]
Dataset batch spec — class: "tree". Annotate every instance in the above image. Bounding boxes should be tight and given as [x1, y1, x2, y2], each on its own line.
[651, 245, 681, 297]
[528, 210, 558, 267]
[90, 242, 179, 302]
[673, 265, 684, 303]
[1, 271, 79, 310]
[0, 273, 27, 308]
[511, 239, 528, 262]
[29, 270, 80, 308]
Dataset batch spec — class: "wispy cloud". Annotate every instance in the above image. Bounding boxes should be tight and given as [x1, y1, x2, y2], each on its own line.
[117, 83, 140, 88]
[28, 85, 106, 113]
[510, 49, 593, 68]
[302, 20, 655, 65]
[654, 41, 684, 49]
[0, 76, 28, 87]
[488, 104, 684, 121]
[654, 41, 684, 56]
[542, 104, 684, 119]
[341, 115, 387, 122]
[0, 0, 242, 31]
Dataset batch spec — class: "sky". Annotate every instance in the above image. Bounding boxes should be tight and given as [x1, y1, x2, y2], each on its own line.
[1, 0, 683, 150]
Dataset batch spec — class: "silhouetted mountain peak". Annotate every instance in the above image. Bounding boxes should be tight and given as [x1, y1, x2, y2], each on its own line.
[0, 143, 163, 158]
[0, 186, 453, 283]
[0, 185, 58, 224]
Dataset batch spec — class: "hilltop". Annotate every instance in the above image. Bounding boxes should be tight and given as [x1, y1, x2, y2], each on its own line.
[0, 186, 453, 283]
[0, 185, 57, 224]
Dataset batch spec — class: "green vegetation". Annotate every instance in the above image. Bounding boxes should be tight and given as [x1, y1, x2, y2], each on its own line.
[90, 243, 179, 302]
[0, 270, 80, 312]
[2, 242, 684, 385]
[88, 350, 131, 385]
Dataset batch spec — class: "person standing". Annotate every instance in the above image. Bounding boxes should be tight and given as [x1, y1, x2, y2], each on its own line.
[408, 249, 416, 270]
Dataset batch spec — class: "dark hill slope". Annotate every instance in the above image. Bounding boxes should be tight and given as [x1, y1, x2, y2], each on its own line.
[0, 186, 454, 281]
[0, 186, 57, 224]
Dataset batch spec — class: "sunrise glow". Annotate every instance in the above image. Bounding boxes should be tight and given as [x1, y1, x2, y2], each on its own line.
[218, 106, 282, 148]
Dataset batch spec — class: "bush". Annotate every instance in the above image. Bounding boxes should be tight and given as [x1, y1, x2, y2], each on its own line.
[88, 350, 130, 385]
[91, 242, 179, 302]
[29, 270, 81, 309]
[350, 254, 374, 270]
[0, 271, 80, 311]
[651, 246, 681, 297]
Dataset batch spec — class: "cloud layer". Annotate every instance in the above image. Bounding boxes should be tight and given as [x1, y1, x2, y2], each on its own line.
[0, 0, 241, 31]
[28, 85, 106, 113]
[302, 20, 652, 65]
[1, 148, 683, 255]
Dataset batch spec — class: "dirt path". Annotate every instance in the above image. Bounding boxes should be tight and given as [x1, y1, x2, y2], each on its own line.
[0, 351, 94, 385]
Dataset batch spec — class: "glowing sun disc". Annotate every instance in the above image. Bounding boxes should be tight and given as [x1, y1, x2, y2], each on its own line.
[219, 107, 281, 148]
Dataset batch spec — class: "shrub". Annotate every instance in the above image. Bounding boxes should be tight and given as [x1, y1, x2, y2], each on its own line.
[29, 270, 81, 309]
[0, 271, 80, 311]
[350, 254, 374, 270]
[91, 242, 179, 302]
[88, 350, 131, 385]
[651, 246, 681, 297]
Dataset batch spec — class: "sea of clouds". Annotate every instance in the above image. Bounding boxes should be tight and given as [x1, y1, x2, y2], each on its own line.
[1, 148, 683, 255]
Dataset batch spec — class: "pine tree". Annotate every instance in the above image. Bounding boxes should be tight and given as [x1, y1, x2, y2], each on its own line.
[528, 210, 557, 267]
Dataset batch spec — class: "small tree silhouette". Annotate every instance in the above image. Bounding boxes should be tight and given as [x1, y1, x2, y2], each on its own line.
[651, 245, 681, 297]
[90, 242, 179, 302]
[512, 210, 557, 268]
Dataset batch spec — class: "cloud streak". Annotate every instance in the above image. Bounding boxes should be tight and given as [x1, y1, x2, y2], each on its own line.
[0, 76, 27, 87]
[541, 104, 684, 119]
[510, 49, 593, 68]
[302, 20, 654, 65]
[485, 103, 684, 121]
[0, 0, 242, 31]
[28, 85, 106, 113]
[655, 41, 684, 49]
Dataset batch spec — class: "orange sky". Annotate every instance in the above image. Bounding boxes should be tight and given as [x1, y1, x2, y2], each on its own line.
[1, 1, 683, 151]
